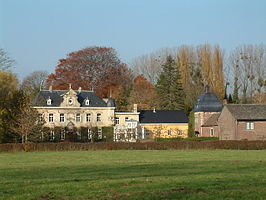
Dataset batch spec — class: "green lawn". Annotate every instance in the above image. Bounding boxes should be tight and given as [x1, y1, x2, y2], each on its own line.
[0, 150, 266, 200]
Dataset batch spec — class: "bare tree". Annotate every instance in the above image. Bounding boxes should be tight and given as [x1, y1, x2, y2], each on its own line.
[11, 94, 45, 143]
[0, 48, 15, 71]
[131, 47, 178, 84]
[228, 45, 266, 103]
[21, 70, 48, 97]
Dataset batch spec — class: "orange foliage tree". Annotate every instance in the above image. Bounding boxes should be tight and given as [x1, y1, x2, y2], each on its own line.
[129, 75, 155, 110]
[47, 47, 133, 98]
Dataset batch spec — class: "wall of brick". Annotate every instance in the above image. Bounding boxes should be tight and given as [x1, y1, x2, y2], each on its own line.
[237, 121, 266, 140]
[201, 126, 219, 137]
[194, 112, 220, 136]
[218, 107, 236, 140]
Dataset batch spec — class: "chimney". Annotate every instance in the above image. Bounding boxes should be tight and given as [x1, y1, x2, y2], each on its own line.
[205, 85, 210, 93]
[133, 104, 138, 113]
[49, 85, 52, 92]
[223, 98, 228, 105]
[78, 87, 82, 93]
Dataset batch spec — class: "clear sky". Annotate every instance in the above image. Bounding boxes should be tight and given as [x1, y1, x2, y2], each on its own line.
[1, 0, 266, 80]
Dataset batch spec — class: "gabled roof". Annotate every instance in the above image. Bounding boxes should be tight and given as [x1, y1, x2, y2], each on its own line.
[225, 104, 266, 120]
[202, 113, 220, 127]
[139, 110, 188, 124]
[32, 90, 115, 107]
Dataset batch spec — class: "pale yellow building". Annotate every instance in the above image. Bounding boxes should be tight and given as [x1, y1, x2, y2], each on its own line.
[33, 85, 188, 141]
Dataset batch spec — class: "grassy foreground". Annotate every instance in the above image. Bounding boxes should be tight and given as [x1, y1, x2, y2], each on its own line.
[0, 150, 266, 200]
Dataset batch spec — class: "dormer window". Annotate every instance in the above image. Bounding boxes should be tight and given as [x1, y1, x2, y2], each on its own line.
[47, 97, 52, 105]
[85, 99, 90, 106]
[68, 98, 73, 105]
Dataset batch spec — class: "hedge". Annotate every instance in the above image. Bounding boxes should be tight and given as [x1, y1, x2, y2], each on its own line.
[1, 140, 266, 152]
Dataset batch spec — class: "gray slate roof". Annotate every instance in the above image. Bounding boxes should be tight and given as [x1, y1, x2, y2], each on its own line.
[32, 90, 115, 107]
[202, 113, 220, 127]
[225, 104, 266, 120]
[193, 92, 222, 112]
[139, 110, 188, 124]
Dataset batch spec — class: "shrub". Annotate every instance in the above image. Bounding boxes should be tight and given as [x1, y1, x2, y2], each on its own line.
[1, 140, 266, 152]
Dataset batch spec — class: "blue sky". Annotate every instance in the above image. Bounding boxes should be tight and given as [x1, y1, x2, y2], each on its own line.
[1, 0, 266, 80]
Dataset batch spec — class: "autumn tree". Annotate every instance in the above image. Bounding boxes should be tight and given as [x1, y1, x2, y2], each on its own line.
[47, 46, 133, 98]
[197, 44, 225, 100]
[128, 75, 155, 110]
[0, 48, 15, 71]
[0, 71, 20, 142]
[155, 55, 184, 110]
[21, 70, 48, 98]
[176, 45, 204, 112]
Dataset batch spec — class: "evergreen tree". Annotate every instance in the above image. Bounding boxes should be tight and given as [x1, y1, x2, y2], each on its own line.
[155, 55, 185, 110]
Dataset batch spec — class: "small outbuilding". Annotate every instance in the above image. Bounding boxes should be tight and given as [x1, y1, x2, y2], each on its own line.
[218, 104, 266, 140]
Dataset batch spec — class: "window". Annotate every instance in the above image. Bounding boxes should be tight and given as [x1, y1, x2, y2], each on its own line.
[86, 113, 92, 122]
[98, 128, 102, 139]
[178, 130, 183, 136]
[76, 113, 81, 122]
[128, 123, 132, 128]
[47, 98, 52, 105]
[68, 98, 73, 105]
[60, 113, 65, 122]
[115, 117, 119, 125]
[125, 117, 129, 121]
[246, 122, 254, 130]
[168, 130, 172, 136]
[77, 130, 81, 140]
[50, 130, 55, 141]
[88, 128, 92, 139]
[49, 114, 54, 122]
[85, 99, 90, 106]
[210, 128, 214, 136]
[39, 114, 43, 122]
[60, 129, 65, 140]
[97, 113, 101, 122]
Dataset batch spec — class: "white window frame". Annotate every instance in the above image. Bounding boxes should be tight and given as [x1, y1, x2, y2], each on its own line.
[86, 113, 92, 122]
[60, 129, 65, 140]
[48, 114, 54, 122]
[246, 122, 254, 130]
[98, 127, 102, 139]
[39, 114, 43, 122]
[60, 113, 65, 122]
[115, 117, 119, 125]
[76, 113, 81, 122]
[85, 99, 90, 106]
[77, 130, 81, 140]
[88, 128, 92, 139]
[47, 98, 52, 105]
[96, 113, 101, 122]
[50, 130, 55, 141]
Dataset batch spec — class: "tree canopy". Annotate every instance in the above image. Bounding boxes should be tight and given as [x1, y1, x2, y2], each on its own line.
[47, 46, 133, 98]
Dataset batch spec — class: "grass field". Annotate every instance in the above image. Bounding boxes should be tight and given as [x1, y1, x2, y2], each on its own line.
[0, 150, 266, 200]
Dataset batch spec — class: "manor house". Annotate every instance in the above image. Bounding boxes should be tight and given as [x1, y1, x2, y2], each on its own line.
[32, 84, 189, 141]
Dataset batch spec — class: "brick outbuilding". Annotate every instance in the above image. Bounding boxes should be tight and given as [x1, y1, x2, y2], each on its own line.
[218, 104, 266, 140]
